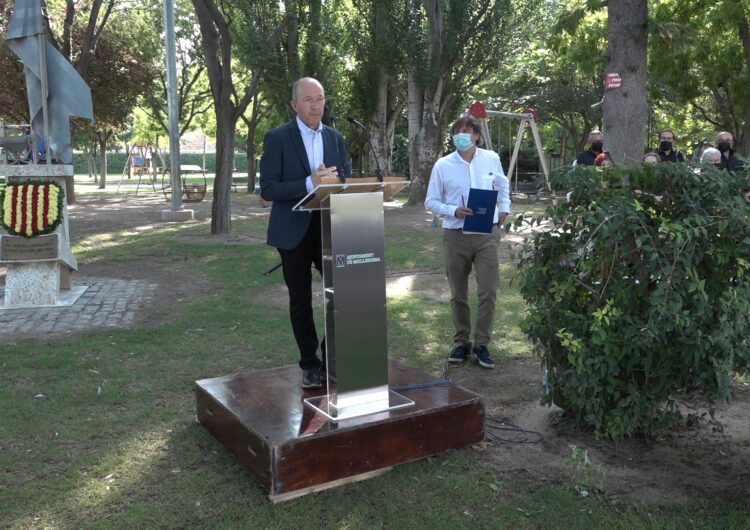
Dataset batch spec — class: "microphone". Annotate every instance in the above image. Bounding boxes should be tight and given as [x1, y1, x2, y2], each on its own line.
[347, 115, 384, 182]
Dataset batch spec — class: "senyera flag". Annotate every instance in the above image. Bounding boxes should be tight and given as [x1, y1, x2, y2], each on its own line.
[0, 182, 64, 237]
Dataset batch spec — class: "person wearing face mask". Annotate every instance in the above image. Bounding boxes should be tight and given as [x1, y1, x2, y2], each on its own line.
[574, 130, 604, 166]
[716, 132, 744, 171]
[425, 115, 511, 369]
[656, 129, 686, 163]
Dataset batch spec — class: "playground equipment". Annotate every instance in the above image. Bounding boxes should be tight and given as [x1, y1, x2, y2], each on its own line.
[161, 164, 207, 202]
[154, 142, 208, 202]
[468, 102, 550, 193]
[116, 141, 157, 195]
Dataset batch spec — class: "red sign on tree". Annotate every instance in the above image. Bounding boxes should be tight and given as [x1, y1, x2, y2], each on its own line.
[605, 72, 622, 89]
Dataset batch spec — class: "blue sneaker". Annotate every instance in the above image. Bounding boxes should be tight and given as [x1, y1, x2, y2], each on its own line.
[473, 345, 495, 369]
[448, 344, 470, 363]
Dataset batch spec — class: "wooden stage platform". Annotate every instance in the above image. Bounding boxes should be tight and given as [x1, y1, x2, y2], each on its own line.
[196, 358, 485, 501]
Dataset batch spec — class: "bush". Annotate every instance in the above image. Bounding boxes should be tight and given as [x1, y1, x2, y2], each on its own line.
[516, 163, 750, 439]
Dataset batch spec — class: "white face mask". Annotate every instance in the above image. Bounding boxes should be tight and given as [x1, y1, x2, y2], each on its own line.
[453, 133, 474, 152]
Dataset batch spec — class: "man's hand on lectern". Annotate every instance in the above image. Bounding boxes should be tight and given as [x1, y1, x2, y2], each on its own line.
[311, 163, 338, 188]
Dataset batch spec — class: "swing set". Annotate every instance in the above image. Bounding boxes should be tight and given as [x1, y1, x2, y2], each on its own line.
[468, 102, 550, 193]
[115, 139, 207, 201]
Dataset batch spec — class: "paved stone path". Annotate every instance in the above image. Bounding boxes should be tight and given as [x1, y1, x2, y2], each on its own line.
[0, 278, 158, 340]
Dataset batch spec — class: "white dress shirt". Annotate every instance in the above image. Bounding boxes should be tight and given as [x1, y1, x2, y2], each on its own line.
[296, 116, 324, 193]
[424, 147, 511, 230]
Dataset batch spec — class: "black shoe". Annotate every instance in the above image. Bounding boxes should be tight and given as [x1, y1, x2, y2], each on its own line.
[473, 345, 495, 369]
[302, 368, 323, 389]
[448, 344, 470, 363]
[320, 365, 327, 380]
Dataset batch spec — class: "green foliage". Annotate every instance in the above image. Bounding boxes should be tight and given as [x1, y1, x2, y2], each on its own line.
[649, 0, 750, 152]
[517, 163, 750, 439]
[476, 0, 606, 158]
[564, 444, 606, 497]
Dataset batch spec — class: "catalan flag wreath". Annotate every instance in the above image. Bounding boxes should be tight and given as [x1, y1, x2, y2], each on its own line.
[0, 181, 64, 237]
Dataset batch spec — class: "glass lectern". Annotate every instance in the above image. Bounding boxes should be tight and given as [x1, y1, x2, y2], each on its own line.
[293, 177, 414, 421]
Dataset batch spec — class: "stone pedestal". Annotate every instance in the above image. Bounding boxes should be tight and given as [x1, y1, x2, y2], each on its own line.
[0, 164, 77, 308]
[161, 208, 194, 222]
[4, 261, 60, 307]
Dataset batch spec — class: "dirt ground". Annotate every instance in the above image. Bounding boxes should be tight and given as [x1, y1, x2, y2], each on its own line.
[4, 191, 750, 506]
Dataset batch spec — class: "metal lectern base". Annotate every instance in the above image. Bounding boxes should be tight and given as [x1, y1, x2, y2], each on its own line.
[303, 389, 414, 422]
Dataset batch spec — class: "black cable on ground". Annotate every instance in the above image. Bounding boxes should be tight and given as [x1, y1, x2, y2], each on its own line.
[485, 417, 544, 445]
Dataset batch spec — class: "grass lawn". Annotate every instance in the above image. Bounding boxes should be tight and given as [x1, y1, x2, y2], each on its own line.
[1, 191, 749, 528]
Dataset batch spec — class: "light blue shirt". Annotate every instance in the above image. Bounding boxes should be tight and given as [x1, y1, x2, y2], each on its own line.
[424, 148, 510, 230]
[296, 116, 324, 193]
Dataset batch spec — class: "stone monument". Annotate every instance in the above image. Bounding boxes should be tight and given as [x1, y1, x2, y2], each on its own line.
[0, 165, 77, 307]
[1, 0, 93, 308]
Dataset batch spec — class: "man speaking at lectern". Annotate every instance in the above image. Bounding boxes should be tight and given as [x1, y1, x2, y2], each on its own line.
[260, 77, 352, 390]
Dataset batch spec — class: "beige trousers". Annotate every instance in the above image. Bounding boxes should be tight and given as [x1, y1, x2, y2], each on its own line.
[443, 227, 500, 348]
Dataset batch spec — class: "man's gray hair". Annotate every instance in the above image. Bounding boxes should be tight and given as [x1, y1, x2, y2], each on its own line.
[291, 77, 324, 101]
[588, 130, 603, 141]
[701, 147, 721, 162]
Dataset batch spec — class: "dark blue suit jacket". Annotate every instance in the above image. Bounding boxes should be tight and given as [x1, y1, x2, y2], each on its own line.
[260, 119, 352, 250]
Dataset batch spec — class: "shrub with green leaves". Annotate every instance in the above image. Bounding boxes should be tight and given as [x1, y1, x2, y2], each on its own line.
[516, 162, 750, 439]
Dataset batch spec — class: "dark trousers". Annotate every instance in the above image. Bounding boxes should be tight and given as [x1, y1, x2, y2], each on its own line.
[278, 212, 324, 370]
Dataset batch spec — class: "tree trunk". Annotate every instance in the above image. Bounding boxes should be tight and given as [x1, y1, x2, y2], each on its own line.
[368, 72, 403, 177]
[246, 134, 256, 192]
[84, 143, 98, 184]
[285, 0, 300, 82]
[407, 114, 443, 205]
[212, 107, 234, 234]
[738, 11, 750, 155]
[193, 0, 291, 233]
[241, 93, 265, 192]
[406, 69, 445, 205]
[602, 0, 649, 165]
[97, 130, 111, 189]
[306, 0, 322, 78]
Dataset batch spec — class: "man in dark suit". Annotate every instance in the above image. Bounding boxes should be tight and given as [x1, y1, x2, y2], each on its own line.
[260, 77, 352, 390]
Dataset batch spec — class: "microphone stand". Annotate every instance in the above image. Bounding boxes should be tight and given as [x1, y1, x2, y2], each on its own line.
[329, 115, 347, 183]
[347, 116, 384, 182]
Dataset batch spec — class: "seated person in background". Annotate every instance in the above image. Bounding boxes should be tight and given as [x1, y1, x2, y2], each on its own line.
[716, 132, 744, 171]
[575, 130, 604, 166]
[594, 152, 614, 167]
[656, 130, 686, 163]
[643, 152, 661, 165]
[701, 147, 722, 166]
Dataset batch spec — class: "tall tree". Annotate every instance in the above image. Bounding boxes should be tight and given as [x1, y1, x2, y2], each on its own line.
[349, 0, 408, 176]
[85, 14, 160, 188]
[404, 0, 518, 205]
[239, 93, 271, 191]
[602, 0, 648, 164]
[191, 0, 292, 234]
